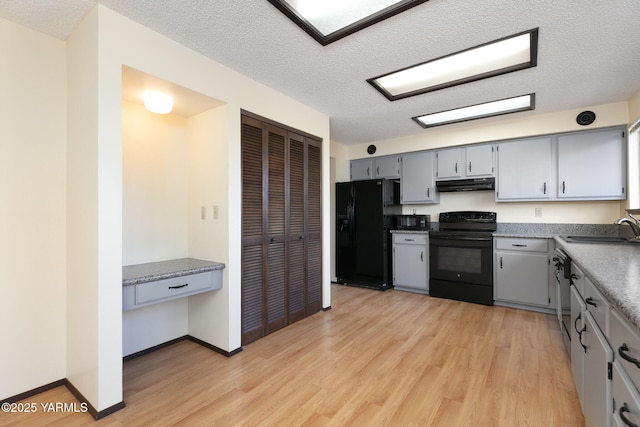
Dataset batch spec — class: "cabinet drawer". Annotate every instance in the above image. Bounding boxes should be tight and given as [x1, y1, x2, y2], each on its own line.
[393, 233, 428, 245]
[611, 309, 640, 392]
[583, 276, 610, 336]
[495, 238, 548, 252]
[612, 361, 640, 427]
[123, 270, 220, 311]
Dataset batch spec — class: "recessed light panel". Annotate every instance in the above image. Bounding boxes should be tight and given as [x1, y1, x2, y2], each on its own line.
[369, 29, 539, 100]
[413, 94, 535, 128]
[267, 0, 428, 45]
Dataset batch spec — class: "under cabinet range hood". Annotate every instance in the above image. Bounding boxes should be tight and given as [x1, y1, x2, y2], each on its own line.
[435, 177, 496, 192]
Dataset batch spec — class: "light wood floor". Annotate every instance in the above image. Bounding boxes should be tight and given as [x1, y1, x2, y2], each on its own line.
[3, 284, 584, 426]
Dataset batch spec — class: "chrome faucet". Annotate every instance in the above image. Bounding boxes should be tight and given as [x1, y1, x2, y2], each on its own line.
[615, 217, 640, 238]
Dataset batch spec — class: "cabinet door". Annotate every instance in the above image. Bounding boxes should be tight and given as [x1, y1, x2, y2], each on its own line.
[466, 144, 494, 177]
[558, 129, 626, 200]
[350, 158, 373, 181]
[495, 251, 549, 306]
[436, 148, 463, 179]
[571, 285, 586, 409]
[583, 310, 613, 427]
[400, 151, 439, 204]
[496, 137, 552, 200]
[393, 242, 428, 291]
[374, 155, 400, 178]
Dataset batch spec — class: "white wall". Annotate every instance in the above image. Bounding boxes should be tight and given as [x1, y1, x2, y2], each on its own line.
[64, 4, 330, 411]
[122, 101, 189, 265]
[0, 17, 67, 399]
[332, 101, 630, 224]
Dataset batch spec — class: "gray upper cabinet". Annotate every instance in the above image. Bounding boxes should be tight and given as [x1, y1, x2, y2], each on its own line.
[400, 151, 439, 204]
[374, 155, 401, 179]
[496, 137, 553, 201]
[436, 144, 494, 180]
[557, 128, 626, 200]
[350, 155, 400, 180]
[350, 158, 373, 180]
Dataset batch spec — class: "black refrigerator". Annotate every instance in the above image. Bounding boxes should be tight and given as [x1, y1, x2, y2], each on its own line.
[336, 179, 401, 290]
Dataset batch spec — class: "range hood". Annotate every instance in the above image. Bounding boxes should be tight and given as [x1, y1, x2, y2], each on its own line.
[436, 177, 496, 192]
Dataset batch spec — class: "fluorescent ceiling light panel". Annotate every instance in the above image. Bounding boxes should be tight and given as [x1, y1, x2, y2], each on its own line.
[369, 29, 539, 100]
[267, 0, 428, 45]
[413, 94, 535, 128]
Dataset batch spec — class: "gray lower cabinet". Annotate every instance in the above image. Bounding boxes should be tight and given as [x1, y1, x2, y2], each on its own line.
[392, 233, 428, 294]
[494, 238, 550, 307]
[583, 310, 613, 427]
[610, 309, 640, 426]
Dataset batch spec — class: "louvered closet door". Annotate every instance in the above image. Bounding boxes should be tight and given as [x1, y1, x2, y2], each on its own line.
[241, 117, 265, 345]
[306, 141, 322, 314]
[265, 125, 287, 334]
[288, 133, 306, 323]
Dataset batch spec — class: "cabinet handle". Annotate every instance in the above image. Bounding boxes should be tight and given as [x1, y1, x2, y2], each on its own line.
[367, 167, 370, 177]
[404, 238, 415, 242]
[168, 283, 189, 290]
[619, 343, 640, 369]
[420, 251, 424, 262]
[620, 403, 638, 427]
[427, 188, 430, 198]
[500, 256, 503, 269]
[562, 181, 566, 193]
[543, 182, 546, 194]
[585, 297, 598, 308]
[377, 165, 380, 175]
[574, 312, 587, 353]
[468, 161, 472, 173]
[511, 244, 527, 247]
[455, 162, 458, 174]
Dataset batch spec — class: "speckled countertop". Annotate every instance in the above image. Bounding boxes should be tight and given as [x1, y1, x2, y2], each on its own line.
[554, 238, 640, 329]
[123, 258, 225, 286]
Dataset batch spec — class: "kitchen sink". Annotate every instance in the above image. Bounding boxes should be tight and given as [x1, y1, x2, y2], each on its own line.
[560, 235, 639, 244]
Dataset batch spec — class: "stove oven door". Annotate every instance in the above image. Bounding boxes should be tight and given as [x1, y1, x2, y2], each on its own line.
[429, 234, 494, 305]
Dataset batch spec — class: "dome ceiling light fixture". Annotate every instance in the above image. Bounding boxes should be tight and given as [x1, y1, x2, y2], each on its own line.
[143, 91, 174, 114]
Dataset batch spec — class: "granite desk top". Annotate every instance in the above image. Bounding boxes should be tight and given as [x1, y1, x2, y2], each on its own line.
[123, 258, 225, 286]
[554, 237, 640, 329]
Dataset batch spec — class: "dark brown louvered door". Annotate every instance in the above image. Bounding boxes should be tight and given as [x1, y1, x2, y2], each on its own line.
[288, 133, 306, 323]
[306, 141, 322, 314]
[241, 113, 322, 346]
[241, 116, 265, 344]
[265, 125, 287, 334]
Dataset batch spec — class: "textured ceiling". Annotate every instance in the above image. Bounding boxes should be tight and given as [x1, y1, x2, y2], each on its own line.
[2, 0, 640, 144]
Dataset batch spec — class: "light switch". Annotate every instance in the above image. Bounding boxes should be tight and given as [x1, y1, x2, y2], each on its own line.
[213, 205, 219, 220]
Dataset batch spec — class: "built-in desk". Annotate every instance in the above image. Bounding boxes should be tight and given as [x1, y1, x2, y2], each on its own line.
[123, 258, 224, 311]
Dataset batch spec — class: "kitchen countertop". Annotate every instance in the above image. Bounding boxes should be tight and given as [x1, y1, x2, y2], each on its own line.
[554, 237, 640, 329]
[123, 258, 225, 286]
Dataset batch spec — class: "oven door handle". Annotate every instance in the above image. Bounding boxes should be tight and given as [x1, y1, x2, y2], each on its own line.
[432, 236, 492, 242]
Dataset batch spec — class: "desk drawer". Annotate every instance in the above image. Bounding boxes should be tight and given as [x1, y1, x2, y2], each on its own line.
[135, 271, 214, 305]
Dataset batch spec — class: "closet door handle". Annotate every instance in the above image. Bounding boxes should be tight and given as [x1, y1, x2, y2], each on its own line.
[619, 343, 640, 368]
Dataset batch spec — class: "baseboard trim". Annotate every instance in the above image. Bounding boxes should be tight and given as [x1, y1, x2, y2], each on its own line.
[64, 379, 125, 420]
[1, 379, 66, 405]
[124, 335, 242, 361]
[1, 379, 125, 421]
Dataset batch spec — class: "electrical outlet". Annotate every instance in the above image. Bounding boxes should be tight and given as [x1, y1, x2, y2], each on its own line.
[213, 205, 219, 220]
[535, 208, 542, 217]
